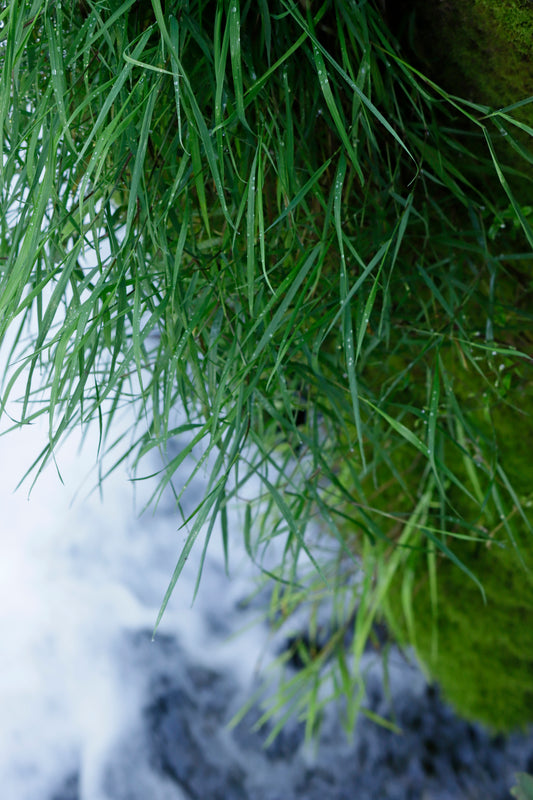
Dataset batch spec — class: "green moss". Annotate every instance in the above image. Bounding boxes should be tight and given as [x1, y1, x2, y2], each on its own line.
[388, 0, 533, 192]
[401, 0, 533, 114]
[379, 355, 533, 731]
[332, 205, 533, 730]
[384, 528, 533, 731]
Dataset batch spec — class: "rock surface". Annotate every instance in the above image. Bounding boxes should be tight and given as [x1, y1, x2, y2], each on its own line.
[48, 629, 533, 800]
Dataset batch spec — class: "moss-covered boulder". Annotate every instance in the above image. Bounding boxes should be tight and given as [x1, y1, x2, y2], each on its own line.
[393, 0, 533, 115]
[378, 352, 533, 731]
[383, 525, 533, 731]
[387, 0, 533, 192]
[335, 0, 533, 732]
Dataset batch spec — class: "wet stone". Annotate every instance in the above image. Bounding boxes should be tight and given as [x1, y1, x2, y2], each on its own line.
[58, 629, 533, 800]
[145, 686, 247, 800]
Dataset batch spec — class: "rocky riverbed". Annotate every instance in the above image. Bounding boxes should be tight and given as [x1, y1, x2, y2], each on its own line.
[47, 623, 533, 800]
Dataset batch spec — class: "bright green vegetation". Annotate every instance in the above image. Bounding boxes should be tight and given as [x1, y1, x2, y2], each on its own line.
[1, 0, 532, 737]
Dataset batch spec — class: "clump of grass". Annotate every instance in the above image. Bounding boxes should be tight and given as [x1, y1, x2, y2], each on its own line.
[1, 0, 532, 736]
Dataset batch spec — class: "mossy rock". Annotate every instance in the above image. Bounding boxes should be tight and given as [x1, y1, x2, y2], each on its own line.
[394, 0, 533, 115]
[377, 354, 533, 731]
[383, 525, 533, 731]
[334, 225, 533, 731]
[387, 0, 533, 190]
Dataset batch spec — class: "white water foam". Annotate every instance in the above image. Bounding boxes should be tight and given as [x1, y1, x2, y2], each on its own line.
[0, 400, 281, 800]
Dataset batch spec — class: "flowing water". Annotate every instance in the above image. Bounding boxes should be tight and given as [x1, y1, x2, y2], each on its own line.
[1, 403, 533, 800]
